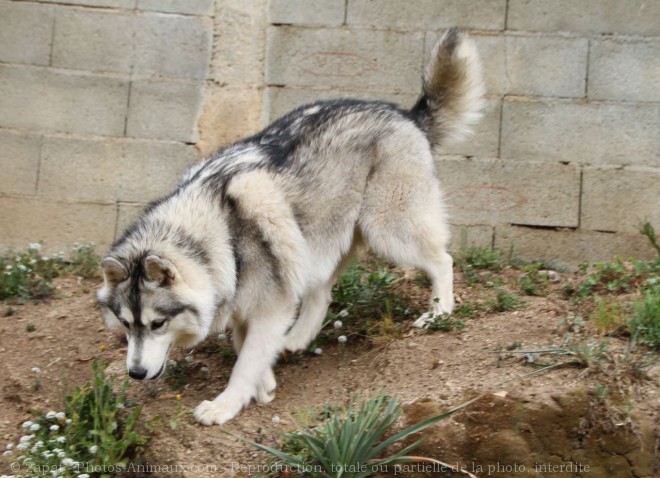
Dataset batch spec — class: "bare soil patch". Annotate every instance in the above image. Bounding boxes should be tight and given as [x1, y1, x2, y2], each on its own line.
[1, 269, 658, 477]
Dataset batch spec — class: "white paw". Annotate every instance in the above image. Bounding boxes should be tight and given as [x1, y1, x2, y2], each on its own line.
[413, 312, 434, 329]
[193, 395, 244, 426]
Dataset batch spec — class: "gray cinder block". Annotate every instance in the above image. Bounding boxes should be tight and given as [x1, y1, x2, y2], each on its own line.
[0, 2, 54, 66]
[589, 39, 660, 102]
[266, 26, 424, 91]
[501, 99, 660, 167]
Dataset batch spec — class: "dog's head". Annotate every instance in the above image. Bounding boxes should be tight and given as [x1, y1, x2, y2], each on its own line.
[97, 254, 214, 380]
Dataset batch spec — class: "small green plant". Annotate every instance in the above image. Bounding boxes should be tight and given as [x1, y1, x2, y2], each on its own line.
[0, 244, 65, 303]
[240, 393, 478, 478]
[460, 246, 503, 271]
[452, 301, 487, 319]
[327, 260, 421, 341]
[576, 257, 660, 297]
[7, 360, 148, 477]
[68, 242, 101, 279]
[628, 286, 660, 347]
[458, 246, 503, 285]
[25, 322, 36, 332]
[590, 297, 628, 335]
[486, 290, 526, 312]
[168, 394, 187, 430]
[426, 314, 465, 332]
[0, 242, 100, 303]
[516, 261, 551, 296]
[640, 221, 660, 256]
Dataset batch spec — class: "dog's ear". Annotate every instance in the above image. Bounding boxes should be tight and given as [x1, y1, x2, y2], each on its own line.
[102, 257, 128, 286]
[144, 255, 179, 286]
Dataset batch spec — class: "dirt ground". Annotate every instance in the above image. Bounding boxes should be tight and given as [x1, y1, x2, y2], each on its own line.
[0, 269, 658, 477]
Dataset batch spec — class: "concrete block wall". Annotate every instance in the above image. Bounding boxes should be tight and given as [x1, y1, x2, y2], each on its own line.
[1, 0, 659, 265]
[263, 0, 660, 263]
[0, 0, 213, 253]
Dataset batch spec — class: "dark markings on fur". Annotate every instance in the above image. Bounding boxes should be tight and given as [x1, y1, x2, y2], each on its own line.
[183, 99, 411, 204]
[224, 197, 243, 293]
[170, 227, 211, 266]
[225, 196, 283, 287]
[407, 95, 433, 138]
[154, 302, 198, 319]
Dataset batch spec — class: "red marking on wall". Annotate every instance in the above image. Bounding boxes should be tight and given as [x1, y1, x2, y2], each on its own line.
[446, 185, 527, 212]
[301, 51, 377, 78]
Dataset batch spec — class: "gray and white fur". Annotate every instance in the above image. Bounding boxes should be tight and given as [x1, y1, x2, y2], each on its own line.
[97, 28, 484, 425]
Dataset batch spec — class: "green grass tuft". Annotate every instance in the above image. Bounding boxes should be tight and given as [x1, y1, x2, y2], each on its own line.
[628, 286, 660, 348]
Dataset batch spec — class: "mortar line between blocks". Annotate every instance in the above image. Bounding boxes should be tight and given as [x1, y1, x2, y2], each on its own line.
[34, 135, 45, 195]
[497, 95, 505, 159]
[48, 5, 57, 67]
[504, 0, 510, 31]
[584, 38, 592, 98]
[343, 0, 348, 25]
[577, 167, 584, 229]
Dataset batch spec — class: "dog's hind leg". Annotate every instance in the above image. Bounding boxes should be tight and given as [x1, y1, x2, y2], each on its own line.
[358, 131, 454, 327]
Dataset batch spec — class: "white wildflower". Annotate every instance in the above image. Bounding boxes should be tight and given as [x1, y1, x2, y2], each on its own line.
[19, 435, 34, 443]
[3, 450, 12, 457]
[17, 264, 27, 272]
[271, 415, 281, 424]
[46, 411, 57, 419]
[28, 243, 42, 251]
[42, 256, 49, 261]
[65, 419, 71, 425]
[50, 425, 59, 431]
[57, 451, 66, 458]
[56, 436, 66, 444]
[78, 474, 91, 478]
[5, 264, 12, 270]
[29, 423, 40, 432]
[88, 445, 98, 455]
[16, 442, 28, 451]
[31, 367, 40, 374]
[5, 443, 13, 450]
[115, 402, 125, 409]
[61, 458, 75, 467]
[314, 347, 322, 355]
[55, 412, 65, 419]
[21, 421, 33, 429]
[184, 355, 193, 363]
[338, 309, 349, 318]
[338, 335, 347, 344]
[333, 320, 343, 329]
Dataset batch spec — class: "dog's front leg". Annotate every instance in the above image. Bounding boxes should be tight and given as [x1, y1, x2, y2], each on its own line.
[193, 312, 290, 426]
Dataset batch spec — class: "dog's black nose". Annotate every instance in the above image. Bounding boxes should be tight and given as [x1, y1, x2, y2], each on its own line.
[128, 366, 147, 380]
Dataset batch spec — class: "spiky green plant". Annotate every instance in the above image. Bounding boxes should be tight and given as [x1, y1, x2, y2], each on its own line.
[239, 393, 478, 478]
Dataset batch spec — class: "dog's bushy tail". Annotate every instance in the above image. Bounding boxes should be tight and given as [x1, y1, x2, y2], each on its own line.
[410, 28, 485, 147]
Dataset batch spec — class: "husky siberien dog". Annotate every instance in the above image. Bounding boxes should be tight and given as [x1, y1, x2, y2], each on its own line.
[97, 28, 484, 425]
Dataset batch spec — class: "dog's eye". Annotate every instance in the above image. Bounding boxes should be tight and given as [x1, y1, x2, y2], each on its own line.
[151, 319, 166, 331]
[119, 318, 130, 329]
